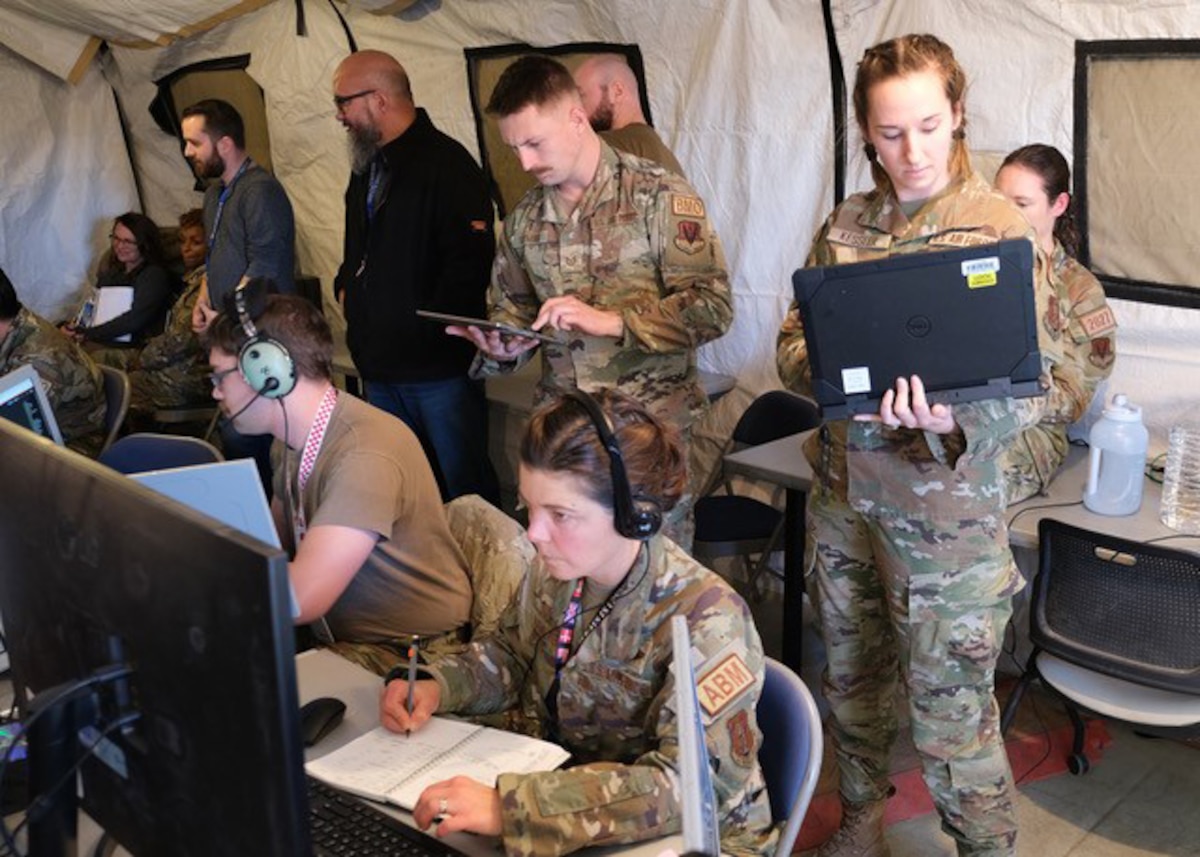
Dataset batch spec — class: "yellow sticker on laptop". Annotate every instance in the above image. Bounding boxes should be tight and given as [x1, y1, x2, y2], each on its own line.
[962, 256, 999, 289]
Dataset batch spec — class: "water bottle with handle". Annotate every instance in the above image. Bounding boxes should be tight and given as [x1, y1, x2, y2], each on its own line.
[1082, 393, 1149, 516]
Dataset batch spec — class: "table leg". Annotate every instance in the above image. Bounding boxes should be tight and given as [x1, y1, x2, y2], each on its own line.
[781, 487, 805, 672]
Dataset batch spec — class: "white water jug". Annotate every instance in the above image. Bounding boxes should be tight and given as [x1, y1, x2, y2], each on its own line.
[1083, 393, 1149, 516]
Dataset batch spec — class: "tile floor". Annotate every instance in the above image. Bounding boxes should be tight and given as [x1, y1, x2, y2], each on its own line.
[738, 565, 1200, 857]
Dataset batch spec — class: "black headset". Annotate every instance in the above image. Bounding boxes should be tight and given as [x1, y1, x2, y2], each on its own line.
[233, 280, 296, 399]
[563, 389, 662, 540]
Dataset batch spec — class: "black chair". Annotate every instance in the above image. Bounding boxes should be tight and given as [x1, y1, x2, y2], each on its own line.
[99, 432, 224, 474]
[97, 364, 130, 455]
[692, 390, 821, 599]
[1000, 519, 1200, 774]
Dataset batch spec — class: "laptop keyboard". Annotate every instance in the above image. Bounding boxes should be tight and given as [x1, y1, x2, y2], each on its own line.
[308, 777, 467, 857]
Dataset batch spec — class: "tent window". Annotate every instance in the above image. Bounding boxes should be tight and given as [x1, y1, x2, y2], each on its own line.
[465, 43, 650, 218]
[1075, 40, 1200, 308]
[150, 56, 275, 175]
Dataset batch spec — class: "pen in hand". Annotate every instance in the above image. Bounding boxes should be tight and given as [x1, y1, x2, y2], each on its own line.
[405, 638, 419, 738]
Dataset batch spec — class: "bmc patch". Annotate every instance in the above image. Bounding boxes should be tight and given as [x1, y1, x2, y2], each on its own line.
[672, 195, 706, 218]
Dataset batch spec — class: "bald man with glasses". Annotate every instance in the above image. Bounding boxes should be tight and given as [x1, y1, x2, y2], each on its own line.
[331, 50, 499, 505]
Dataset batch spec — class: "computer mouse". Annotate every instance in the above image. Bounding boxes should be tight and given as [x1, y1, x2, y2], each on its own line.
[299, 696, 346, 747]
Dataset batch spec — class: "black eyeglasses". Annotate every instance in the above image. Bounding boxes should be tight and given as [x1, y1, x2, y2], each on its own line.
[109, 234, 138, 247]
[333, 89, 376, 110]
[209, 367, 239, 388]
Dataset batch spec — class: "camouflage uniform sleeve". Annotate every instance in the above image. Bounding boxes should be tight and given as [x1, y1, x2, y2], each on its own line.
[139, 279, 202, 370]
[492, 588, 768, 857]
[1041, 256, 1116, 424]
[776, 222, 834, 395]
[470, 219, 541, 379]
[616, 181, 732, 354]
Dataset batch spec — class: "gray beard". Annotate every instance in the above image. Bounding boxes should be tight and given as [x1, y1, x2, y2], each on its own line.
[348, 125, 382, 174]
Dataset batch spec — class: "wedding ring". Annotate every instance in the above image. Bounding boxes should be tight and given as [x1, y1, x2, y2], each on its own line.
[438, 797, 449, 817]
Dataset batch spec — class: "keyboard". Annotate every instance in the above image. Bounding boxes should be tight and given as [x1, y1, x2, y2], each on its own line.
[308, 777, 467, 857]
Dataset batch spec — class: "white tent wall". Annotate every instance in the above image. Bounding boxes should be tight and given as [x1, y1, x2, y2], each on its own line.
[0, 0, 1196, 453]
[0, 48, 138, 321]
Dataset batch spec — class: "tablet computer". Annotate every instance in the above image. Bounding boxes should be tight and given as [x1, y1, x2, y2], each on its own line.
[415, 310, 560, 345]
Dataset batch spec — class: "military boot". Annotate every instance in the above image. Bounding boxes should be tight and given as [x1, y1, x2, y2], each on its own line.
[815, 799, 890, 857]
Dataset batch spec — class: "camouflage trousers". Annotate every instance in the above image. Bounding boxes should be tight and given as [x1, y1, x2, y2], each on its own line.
[806, 482, 1019, 856]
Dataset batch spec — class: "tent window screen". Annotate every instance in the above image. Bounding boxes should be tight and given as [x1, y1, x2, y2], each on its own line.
[151, 57, 274, 175]
[1075, 40, 1200, 308]
[465, 43, 650, 218]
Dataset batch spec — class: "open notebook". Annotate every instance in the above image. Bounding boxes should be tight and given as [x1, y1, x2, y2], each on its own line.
[305, 717, 570, 811]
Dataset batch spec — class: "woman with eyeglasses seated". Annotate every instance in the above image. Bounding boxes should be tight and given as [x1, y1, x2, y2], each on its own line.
[67, 212, 175, 365]
[379, 388, 776, 857]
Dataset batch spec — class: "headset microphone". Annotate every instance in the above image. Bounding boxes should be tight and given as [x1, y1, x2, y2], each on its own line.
[220, 376, 280, 425]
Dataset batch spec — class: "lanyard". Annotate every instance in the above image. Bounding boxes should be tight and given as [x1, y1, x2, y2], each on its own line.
[545, 577, 622, 740]
[292, 386, 338, 541]
[355, 158, 384, 281]
[206, 158, 252, 267]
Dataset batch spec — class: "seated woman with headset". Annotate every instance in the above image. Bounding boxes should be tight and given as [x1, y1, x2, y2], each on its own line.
[380, 388, 776, 857]
[203, 279, 473, 672]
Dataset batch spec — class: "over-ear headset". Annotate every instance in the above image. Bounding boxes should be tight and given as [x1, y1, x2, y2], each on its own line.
[563, 389, 662, 540]
[233, 280, 296, 398]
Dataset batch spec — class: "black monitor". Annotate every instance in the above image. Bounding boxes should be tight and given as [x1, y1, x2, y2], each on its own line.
[0, 418, 310, 856]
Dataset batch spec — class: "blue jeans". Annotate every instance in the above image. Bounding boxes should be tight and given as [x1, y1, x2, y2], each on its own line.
[365, 376, 500, 505]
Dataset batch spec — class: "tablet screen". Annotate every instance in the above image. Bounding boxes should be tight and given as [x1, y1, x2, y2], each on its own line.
[415, 310, 560, 344]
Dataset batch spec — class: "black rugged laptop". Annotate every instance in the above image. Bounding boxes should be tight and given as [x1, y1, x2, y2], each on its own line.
[792, 238, 1043, 420]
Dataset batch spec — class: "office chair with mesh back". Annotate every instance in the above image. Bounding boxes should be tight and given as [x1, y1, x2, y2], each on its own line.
[693, 390, 821, 599]
[98, 432, 224, 475]
[1000, 519, 1200, 775]
[98, 364, 130, 455]
[758, 657, 823, 857]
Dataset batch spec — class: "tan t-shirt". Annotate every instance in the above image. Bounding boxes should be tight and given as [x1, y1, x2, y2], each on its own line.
[275, 393, 472, 642]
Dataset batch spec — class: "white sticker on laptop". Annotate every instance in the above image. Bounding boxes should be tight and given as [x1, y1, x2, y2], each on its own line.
[842, 366, 871, 395]
[962, 256, 999, 289]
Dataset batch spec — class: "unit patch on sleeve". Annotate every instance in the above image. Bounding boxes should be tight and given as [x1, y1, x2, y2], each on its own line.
[671, 195, 706, 219]
[696, 651, 755, 718]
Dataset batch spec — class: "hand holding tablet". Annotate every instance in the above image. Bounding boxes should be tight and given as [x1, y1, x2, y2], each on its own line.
[415, 310, 560, 345]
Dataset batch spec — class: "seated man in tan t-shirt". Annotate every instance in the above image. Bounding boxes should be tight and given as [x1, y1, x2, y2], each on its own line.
[204, 282, 473, 674]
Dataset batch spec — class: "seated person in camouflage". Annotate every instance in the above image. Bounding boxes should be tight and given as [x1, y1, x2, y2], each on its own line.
[995, 144, 1116, 503]
[204, 285, 473, 674]
[128, 209, 212, 427]
[449, 55, 733, 552]
[0, 267, 105, 455]
[381, 389, 776, 857]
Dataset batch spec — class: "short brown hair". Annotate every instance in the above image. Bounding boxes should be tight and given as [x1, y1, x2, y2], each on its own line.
[178, 208, 204, 232]
[486, 55, 578, 118]
[520, 388, 686, 514]
[204, 287, 332, 382]
[853, 34, 971, 193]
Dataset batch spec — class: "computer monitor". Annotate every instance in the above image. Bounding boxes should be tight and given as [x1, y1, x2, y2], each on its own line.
[0, 364, 64, 444]
[0, 418, 310, 856]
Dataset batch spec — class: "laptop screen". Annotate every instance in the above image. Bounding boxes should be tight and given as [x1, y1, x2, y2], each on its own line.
[0, 364, 64, 444]
[671, 615, 721, 857]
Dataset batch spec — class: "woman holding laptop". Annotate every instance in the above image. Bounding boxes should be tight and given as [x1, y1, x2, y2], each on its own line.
[776, 34, 1056, 857]
[380, 388, 775, 857]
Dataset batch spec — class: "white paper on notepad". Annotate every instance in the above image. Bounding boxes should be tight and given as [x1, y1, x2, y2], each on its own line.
[93, 286, 135, 343]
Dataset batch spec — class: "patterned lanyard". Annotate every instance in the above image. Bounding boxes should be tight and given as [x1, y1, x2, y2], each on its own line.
[544, 577, 622, 742]
[206, 158, 251, 267]
[552, 579, 587, 676]
[292, 386, 338, 541]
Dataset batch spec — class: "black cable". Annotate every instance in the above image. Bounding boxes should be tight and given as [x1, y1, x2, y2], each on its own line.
[8, 713, 140, 850]
[1012, 686, 1055, 787]
[1007, 499, 1083, 532]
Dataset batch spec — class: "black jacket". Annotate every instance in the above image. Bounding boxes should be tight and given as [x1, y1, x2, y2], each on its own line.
[334, 109, 495, 383]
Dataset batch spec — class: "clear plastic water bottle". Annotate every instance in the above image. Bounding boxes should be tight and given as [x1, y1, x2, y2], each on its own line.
[1160, 425, 1200, 534]
[1083, 393, 1149, 516]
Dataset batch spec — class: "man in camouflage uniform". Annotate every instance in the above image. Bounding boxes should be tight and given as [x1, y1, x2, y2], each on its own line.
[386, 536, 776, 857]
[128, 211, 212, 426]
[457, 55, 733, 550]
[778, 167, 1061, 857]
[1001, 229, 1116, 504]
[0, 267, 106, 455]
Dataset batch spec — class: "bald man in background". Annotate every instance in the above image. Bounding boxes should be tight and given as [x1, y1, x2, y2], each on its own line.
[573, 54, 686, 177]
[332, 50, 499, 504]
